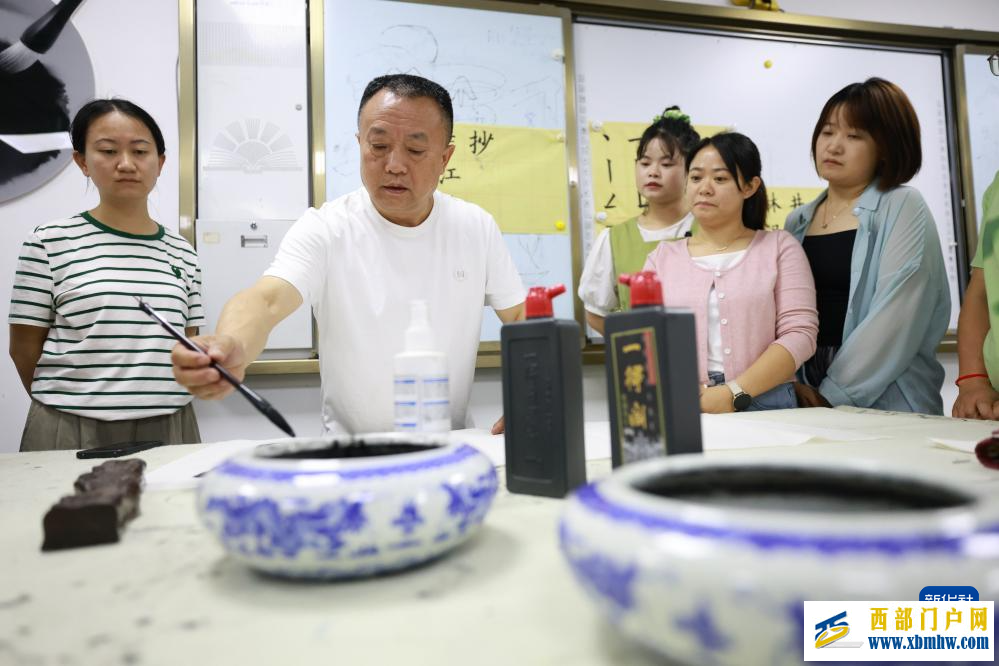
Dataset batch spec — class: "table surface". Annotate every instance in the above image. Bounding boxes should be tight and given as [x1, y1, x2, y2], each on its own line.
[2, 408, 998, 666]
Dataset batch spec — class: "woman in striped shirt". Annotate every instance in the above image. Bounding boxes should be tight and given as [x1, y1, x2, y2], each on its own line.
[9, 99, 205, 451]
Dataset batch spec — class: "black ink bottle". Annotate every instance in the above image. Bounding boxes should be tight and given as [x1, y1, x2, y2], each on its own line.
[500, 284, 585, 497]
[603, 271, 702, 467]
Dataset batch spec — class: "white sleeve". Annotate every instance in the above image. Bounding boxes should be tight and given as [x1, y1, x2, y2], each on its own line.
[9, 230, 53, 327]
[484, 218, 526, 311]
[577, 228, 618, 317]
[263, 207, 329, 308]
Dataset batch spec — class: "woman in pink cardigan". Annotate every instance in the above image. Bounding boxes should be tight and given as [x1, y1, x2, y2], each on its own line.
[644, 132, 818, 413]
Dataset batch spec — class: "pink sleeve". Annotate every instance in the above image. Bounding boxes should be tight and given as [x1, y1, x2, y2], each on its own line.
[771, 231, 818, 368]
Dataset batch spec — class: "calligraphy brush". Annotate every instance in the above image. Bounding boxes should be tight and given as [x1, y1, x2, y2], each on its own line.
[0, 0, 88, 74]
[134, 297, 296, 438]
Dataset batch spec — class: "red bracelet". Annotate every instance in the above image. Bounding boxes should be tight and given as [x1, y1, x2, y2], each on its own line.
[956, 372, 990, 386]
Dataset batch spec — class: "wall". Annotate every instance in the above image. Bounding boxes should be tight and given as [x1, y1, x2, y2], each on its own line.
[0, 0, 986, 451]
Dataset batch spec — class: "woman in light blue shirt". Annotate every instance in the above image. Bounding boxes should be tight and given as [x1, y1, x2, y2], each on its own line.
[784, 78, 949, 414]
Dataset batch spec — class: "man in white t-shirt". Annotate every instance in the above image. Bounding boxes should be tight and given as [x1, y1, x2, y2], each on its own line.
[172, 74, 526, 434]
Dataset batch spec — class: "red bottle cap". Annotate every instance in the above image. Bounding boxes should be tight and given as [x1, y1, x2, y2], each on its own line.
[618, 271, 663, 307]
[524, 284, 566, 319]
[976, 432, 999, 470]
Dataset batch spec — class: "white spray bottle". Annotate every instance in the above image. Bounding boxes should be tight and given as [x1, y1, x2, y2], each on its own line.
[393, 300, 450, 433]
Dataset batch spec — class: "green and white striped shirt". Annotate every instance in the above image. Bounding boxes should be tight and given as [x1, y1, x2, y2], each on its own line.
[9, 213, 206, 420]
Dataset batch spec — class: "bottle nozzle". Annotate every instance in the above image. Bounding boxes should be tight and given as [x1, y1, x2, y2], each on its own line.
[618, 271, 663, 307]
[405, 300, 434, 351]
[524, 283, 566, 319]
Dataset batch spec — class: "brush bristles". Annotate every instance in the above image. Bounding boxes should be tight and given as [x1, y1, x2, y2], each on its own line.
[0, 42, 40, 75]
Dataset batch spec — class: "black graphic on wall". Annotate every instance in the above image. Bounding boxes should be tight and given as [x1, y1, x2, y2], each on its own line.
[0, 0, 94, 204]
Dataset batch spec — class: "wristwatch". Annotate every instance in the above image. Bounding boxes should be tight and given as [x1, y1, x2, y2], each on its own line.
[726, 380, 752, 411]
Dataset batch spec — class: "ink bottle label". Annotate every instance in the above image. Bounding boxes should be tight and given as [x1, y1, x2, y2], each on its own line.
[608, 326, 667, 461]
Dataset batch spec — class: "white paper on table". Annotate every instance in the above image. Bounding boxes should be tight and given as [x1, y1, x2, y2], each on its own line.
[454, 417, 870, 462]
[450, 421, 612, 467]
[144, 439, 265, 491]
[450, 429, 504, 465]
[930, 438, 978, 454]
[701, 415, 810, 450]
[710, 415, 885, 445]
[701, 415, 885, 450]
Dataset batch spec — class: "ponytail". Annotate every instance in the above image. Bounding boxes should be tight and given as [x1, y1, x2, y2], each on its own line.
[743, 181, 768, 230]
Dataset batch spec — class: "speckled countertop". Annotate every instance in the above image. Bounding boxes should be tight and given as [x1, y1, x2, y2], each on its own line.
[1, 408, 997, 666]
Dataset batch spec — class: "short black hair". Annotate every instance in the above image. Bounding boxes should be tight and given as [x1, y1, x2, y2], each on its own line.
[71, 98, 166, 155]
[636, 106, 700, 163]
[687, 132, 768, 231]
[357, 74, 454, 142]
[811, 77, 921, 190]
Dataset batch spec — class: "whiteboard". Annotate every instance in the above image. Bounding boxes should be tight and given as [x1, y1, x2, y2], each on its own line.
[196, 0, 313, 352]
[962, 49, 999, 235]
[574, 21, 961, 329]
[324, 0, 574, 341]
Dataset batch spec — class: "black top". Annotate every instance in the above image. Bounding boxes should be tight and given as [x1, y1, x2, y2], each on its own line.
[802, 229, 857, 347]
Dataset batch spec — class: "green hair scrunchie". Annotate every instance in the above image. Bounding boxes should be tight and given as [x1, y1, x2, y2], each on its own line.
[661, 108, 690, 123]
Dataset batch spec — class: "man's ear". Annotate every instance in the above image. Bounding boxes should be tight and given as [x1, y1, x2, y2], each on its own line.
[441, 142, 456, 171]
[72, 151, 88, 177]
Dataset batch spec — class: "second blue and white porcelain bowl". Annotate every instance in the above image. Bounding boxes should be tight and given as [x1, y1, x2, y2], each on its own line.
[559, 456, 999, 665]
[197, 434, 498, 579]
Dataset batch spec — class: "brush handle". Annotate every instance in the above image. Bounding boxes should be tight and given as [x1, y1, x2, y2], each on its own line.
[21, 0, 87, 54]
[135, 298, 296, 438]
[214, 361, 296, 438]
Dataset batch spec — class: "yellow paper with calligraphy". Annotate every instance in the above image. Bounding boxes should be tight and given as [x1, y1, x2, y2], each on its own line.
[589, 121, 824, 232]
[764, 187, 825, 229]
[438, 123, 570, 235]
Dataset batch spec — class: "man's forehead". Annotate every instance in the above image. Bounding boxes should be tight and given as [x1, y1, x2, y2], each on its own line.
[366, 125, 430, 141]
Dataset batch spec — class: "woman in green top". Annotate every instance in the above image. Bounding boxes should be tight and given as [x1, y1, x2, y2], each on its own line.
[578, 107, 700, 334]
[954, 169, 999, 419]
[8, 99, 205, 451]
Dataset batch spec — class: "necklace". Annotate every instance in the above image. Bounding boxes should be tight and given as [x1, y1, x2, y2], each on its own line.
[821, 198, 853, 229]
[697, 230, 748, 252]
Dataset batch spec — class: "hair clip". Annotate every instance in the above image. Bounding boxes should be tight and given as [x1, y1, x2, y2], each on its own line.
[651, 114, 662, 123]
[662, 109, 691, 123]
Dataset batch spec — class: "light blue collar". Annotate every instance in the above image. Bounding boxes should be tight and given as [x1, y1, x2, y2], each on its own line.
[854, 180, 885, 212]
[792, 180, 885, 230]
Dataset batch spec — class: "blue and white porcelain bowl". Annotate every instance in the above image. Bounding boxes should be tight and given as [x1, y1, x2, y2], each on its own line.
[197, 435, 498, 579]
[559, 457, 999, 665]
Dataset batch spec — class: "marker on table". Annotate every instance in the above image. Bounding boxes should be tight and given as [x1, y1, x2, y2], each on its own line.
[135, 297, 296, 438]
